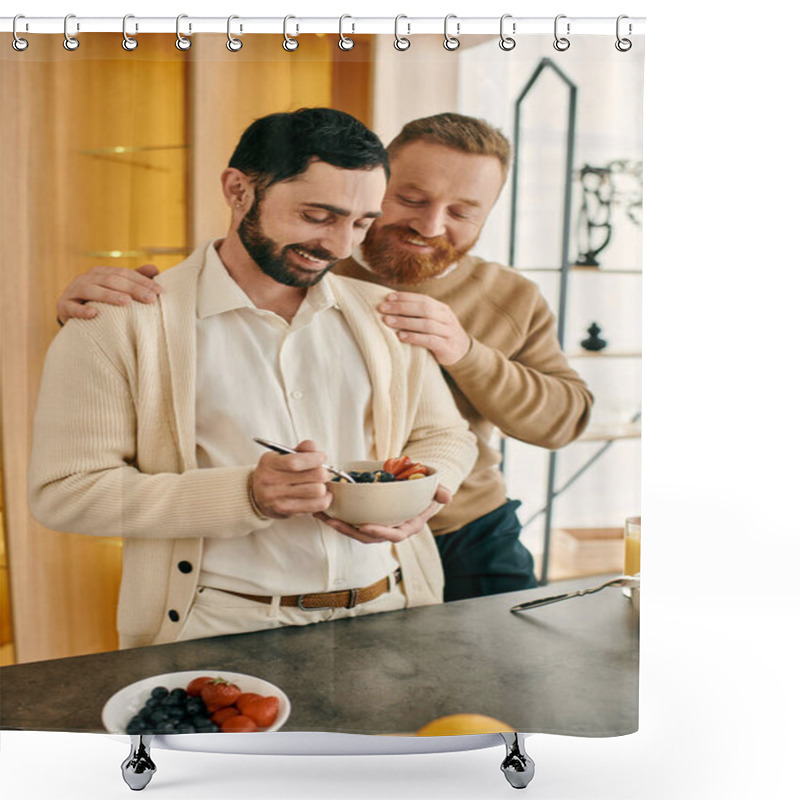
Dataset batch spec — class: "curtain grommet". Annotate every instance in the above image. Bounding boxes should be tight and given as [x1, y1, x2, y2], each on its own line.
[63, 13, 80, 51]
[615, 15, 633, 52]
[338, 14, 355, 51]
[553, 14, 570, 52]
[443, 14, 460, 51]
[394, 15, 411, 51]
[283, 15, 299, 51]
[175, 14, 192, 50]
[226, 15, 243, 51]
[12, 15, 29, 51]
[499, 14, 516, 51]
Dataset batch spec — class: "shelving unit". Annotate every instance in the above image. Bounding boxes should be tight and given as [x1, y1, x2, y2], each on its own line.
[77, 142, 189, 267]
[507, 58, 641, 585]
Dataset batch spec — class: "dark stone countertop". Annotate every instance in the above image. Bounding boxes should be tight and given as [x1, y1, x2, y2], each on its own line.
[0, 578, 638, 737]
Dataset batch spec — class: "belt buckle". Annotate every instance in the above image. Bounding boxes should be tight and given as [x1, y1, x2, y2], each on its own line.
[296, 594, 313, 611]
[346, 588, 358, 609]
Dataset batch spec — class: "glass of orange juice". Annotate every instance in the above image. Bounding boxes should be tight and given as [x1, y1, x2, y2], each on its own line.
[623, 516, 640, 598]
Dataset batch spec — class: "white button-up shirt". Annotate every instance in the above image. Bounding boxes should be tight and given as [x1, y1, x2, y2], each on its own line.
[195, 242, 398, 596]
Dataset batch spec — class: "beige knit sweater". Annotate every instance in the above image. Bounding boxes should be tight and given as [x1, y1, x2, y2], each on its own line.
[335, 255, 593, 534]
[28, 244, 477, 648]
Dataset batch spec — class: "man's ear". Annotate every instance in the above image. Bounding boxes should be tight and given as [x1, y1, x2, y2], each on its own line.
[220, 168, 253, 214]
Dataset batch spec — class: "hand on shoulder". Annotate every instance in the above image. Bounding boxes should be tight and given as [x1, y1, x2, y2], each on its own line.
[57, 264, 161, 324]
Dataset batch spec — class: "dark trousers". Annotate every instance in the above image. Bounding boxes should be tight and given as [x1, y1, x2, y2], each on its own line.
[434, 500, 538, 602]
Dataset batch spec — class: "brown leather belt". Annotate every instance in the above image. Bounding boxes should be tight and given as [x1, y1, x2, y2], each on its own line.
[212, 569, 402, 611]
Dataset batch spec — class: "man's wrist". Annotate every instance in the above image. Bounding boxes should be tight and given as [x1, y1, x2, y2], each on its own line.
[247, 470, 270, 520]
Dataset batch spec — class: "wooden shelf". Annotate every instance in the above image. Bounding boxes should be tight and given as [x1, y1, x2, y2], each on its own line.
[81, 247, 191, 259]
[79, 144, 188, 171]
[566, 350, 641, 359]
[577, 420, 641, 443]
[518, 266, 642, 275]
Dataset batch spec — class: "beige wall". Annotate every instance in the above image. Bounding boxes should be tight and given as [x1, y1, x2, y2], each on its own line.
[0, 33, 373, 664]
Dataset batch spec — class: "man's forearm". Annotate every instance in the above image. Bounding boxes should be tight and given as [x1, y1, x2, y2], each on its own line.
[444, 336, 593, 448]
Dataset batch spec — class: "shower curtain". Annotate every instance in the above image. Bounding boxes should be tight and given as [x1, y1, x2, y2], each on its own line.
[0, 24, 644, 744]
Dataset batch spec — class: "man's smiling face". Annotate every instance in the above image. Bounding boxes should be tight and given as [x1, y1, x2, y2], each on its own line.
[361, 140, 505, 284]
[239, 159, 386, 288]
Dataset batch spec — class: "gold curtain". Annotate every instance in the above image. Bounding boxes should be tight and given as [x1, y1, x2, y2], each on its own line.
[0, 33, 373, 664]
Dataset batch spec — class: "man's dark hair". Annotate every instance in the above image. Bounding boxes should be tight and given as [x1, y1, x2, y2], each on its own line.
[228, 108, 390, 190]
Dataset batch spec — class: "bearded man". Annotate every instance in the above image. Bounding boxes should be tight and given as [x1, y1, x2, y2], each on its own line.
[31, 108, 477, 648]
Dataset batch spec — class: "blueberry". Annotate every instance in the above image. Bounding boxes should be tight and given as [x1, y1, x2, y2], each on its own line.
[169, 688, 188, 701]
[176, 723, 195, 733]
[185, 698, 205, 715]
[150, 686, 169, 700]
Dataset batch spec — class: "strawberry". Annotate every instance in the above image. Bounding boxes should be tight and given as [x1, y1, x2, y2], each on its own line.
[235, 692, 262, 711]
[221, 714, 259, 733]
[383, 455, 412, 476]
[201, 678, 242, 712]
[396, 463, 427, 480]
[186, 676, 214, 697]
[211, 706, 240, 726]
[238, 695, 280, 728]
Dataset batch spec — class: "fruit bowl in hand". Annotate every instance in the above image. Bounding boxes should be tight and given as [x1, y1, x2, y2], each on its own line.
[326, 459, 438, 526]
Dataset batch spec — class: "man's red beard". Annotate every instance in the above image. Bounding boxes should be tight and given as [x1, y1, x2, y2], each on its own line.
[361, 223, 475, 285]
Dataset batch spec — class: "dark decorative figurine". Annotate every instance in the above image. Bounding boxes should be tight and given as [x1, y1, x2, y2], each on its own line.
[581, 322, 607, 352]
[574, 160, 642, 268]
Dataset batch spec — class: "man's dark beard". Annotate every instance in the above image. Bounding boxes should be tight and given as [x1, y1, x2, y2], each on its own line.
[361, 223, 475, 285]
[238, 202, 336, 288]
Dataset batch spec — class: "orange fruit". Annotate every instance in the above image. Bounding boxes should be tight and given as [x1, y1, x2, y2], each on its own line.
[416, 714, 515, 736]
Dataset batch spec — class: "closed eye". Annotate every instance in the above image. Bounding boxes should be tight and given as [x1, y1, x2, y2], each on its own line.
[398, 196, 426, 206]
[302, 212, 333, 224]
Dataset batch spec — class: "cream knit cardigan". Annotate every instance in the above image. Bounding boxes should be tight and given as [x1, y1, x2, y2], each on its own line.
[29, 244, 477, 648]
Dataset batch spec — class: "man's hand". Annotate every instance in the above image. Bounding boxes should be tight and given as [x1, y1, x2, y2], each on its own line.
[315, 485, 452, 545]
[250, 440, 333, 519]
[378, 292, 471, 366]
[57, 264, 162, 324]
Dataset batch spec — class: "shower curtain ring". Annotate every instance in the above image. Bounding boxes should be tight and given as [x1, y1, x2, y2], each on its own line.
[338, 15, 355, 50]
[443, 14, 460, 51]
[553, 14, 570, 51]
[394, 15, 410, 51]
[63, 13, 80, 51]
[283, 16, 299, 51]
[499, 14, 516, 51]
[615, 15, 632, 51]
[122, 15, 138, 50]
[12, 15, 29, 51]
[176, 14, 192, 50]
[227, 15, 243, 51]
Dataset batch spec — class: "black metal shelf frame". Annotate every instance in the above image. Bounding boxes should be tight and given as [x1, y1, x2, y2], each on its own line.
[505, 58, 639, 585]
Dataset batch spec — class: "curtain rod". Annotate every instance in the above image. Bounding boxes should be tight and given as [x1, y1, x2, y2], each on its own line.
[1, 16, 646, 36]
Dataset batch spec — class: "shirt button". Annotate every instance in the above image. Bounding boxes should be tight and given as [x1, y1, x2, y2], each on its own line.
[290, 390, 304, 400]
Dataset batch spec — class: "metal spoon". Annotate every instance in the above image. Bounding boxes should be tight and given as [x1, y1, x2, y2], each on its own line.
[253, 438, 358, 484]
[509, 575, 640, 613]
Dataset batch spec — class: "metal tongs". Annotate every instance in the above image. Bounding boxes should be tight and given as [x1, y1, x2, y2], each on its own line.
[509, 575, 640, 613]
[253, 438, 358, 484]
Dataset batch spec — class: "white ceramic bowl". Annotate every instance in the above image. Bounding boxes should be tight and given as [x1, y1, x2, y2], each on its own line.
[327, 459, 438, 526]
[102, 670, 291, 735]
